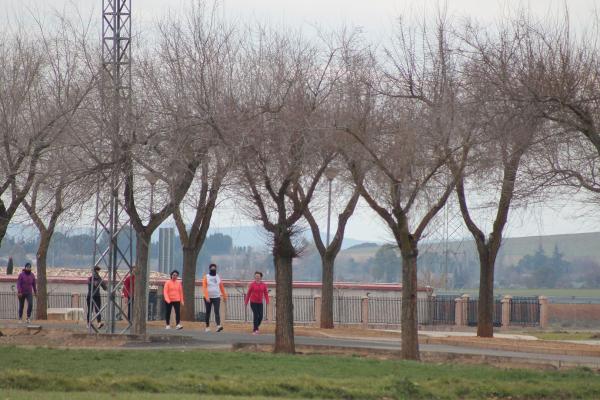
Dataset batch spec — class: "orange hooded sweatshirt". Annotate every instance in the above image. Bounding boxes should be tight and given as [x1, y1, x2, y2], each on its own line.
[163, 279, 184, 304]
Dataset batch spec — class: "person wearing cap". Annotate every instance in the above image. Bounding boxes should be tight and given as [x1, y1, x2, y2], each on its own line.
[16, 263, 36, 324]
[87, 266, 107, 328]
[202, 263, 227, 332]
[163, 270, 183, 330]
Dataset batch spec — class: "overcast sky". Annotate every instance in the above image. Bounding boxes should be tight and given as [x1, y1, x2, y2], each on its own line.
[1, 0, 599, 242]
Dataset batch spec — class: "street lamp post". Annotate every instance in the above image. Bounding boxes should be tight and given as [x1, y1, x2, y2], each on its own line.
[324, 168, 338, 247]
[143, 172, 159, 214]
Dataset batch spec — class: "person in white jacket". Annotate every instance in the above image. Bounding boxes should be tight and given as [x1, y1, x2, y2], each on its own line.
[202, 263, 227, 332]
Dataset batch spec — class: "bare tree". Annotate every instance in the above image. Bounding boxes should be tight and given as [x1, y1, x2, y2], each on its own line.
[151, 3, 235, 320]
[302, 164, 360, 329]
[342, 16, 464, 360]
[0, 24, 92, 249]
[234, 28, 334, 353]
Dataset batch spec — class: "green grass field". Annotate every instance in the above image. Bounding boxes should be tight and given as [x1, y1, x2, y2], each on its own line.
[2, 346, 600, 399]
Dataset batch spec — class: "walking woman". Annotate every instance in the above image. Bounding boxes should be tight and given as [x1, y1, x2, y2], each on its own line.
[245, 271, 269, 334]
[16, 263, 36, 324]
[202, 263, 227, 332]
[87, 266, 107, 329]
[164, 270, 183, 330]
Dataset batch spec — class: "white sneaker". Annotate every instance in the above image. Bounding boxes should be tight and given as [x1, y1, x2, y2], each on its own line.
[204, 327, 210, 332]
[216, 325, 223, 332]
[26, 318, 31, 324]
[175, 324, 183, 330]
[165, 325, 171, 330]
[17, 319, 23, 324]
[97, 322, 104, 329]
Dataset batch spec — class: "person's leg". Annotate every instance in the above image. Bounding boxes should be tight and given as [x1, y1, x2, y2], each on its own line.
[18, 295, 25, 320]
[251, 303, 259, 332]
[165, 302, 172, 326]
[86, 296, 91, 323]
[25, 293, 33, 319]
[94, 296, 102, 323]
[204, 299, 212, 327]
[213, 298, 221, 327]
[256, 303, 264, 330]
[127, 297, 133, 321]
[173, 302, 181, 325]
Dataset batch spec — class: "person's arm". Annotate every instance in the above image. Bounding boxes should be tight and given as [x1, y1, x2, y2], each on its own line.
[245, 283, 253, 305]
[219, 280, 227, 300]
[163, 281, 171, 304]
[263, 284, 269, 305]
[16, 274, 23, 295]
[202, 275, 209, 301]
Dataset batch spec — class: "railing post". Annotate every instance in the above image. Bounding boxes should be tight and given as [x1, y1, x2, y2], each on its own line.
[454, 295, 467, 326]
[538, 296, 549, 329]
[71, 293, 80, 308]
[269, 298, 276, 322]
[314, 295, 321, 326]
[361, 296, 369, 329]
[222, 297, 228, 322]
[501, 295, 512, 329]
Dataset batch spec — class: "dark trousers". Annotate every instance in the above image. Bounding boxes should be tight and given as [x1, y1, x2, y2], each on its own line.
[205, 298, 221, 326]
[86, 295, 102, 323]
[250, 302, 264, 331]
[165, 301, 181, 325]
[18, 293, 33, 319]
[127, 297, 133, 321]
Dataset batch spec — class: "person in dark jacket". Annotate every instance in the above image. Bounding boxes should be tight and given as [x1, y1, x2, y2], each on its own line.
[16, 263, 36, 323]
[87, 266, 107, 328]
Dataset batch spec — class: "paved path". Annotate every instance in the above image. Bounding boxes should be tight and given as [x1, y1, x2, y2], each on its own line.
[3, 320, 600, 368]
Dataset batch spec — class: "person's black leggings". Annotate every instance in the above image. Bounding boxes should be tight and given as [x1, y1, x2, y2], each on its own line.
[127, 297, 134, 321]
[205, 298, 221, 326]
[165, 301, 181, 325]
[18, 293, 33, 319]
[86, 295, 102, 323]
[250, 302, 263, 332]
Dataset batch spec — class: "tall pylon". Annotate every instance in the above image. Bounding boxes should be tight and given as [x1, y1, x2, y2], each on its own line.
[89, 0, 133, 334]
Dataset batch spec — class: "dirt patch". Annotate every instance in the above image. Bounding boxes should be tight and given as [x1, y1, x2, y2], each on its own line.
[0, 327, 130, 348]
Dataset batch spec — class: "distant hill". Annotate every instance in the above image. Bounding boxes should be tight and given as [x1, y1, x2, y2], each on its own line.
[4, 222, 377, 252]
[336, 231, 600, 266]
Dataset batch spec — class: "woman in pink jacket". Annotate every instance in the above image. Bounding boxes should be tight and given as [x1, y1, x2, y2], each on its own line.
[245, 271, 269, 334]
[163, 270, 184, 330]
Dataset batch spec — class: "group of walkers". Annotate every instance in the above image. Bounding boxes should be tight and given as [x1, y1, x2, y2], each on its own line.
[11, 261, 270, 334]
[163, 263, 270, 334]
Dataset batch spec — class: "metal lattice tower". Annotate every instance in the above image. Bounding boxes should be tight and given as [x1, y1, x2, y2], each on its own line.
[421, 197, 466, 290]
[89, 0, 133, 334]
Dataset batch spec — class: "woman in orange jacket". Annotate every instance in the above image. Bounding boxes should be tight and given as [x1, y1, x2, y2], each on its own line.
[202, 263, 227, 332]
[163, 270, 184, 330]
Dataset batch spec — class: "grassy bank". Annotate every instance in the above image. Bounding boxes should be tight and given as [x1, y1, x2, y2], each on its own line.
[2, 346, 600, 399]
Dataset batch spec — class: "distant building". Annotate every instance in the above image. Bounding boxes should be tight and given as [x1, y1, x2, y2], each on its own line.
[158, 227, 174, 274]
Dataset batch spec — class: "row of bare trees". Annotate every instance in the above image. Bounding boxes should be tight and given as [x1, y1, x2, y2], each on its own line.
[2, 3, 600, 358]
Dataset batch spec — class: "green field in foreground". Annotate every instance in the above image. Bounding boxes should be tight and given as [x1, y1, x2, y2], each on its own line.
[2, 346, 600, 399]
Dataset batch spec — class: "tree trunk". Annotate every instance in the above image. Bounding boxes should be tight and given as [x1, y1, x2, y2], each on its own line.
[400, 252, 420, 360]
[320, 255, 335, 329]
[273, 231, 295, 354]
[182, 246, 199, 321]
[35, 232, 51, 320]
[477, 247, 496, 337]
[132, 231, 151, 335]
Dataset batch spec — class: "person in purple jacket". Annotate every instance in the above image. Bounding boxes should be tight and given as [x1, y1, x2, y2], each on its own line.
[16, 263, 36, 323]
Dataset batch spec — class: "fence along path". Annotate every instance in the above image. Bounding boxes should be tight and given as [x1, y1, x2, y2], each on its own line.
[0, 292, 542, 327]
